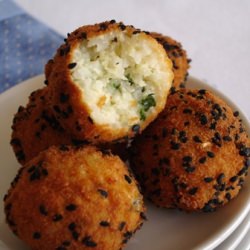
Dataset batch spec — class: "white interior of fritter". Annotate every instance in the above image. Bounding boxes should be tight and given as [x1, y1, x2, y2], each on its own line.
[70, 30, 172, 128]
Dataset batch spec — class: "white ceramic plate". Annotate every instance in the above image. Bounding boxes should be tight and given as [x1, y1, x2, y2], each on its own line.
[0, 75, 250, 250]
[215, 210, 250, 250]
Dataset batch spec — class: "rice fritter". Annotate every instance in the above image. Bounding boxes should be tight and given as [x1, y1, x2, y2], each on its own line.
[10, 88, 72, 165]
[46, 20, 174, 143]
[130, 89, 250, 212]
[4, 145, 145, 250]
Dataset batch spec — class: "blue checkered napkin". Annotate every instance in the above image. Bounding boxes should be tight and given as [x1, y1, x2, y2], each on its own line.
[0, 0, 63, 93]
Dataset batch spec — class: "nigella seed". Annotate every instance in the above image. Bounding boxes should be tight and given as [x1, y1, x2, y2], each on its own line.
[52, 214, 63, 222]
[39, 205, 48, 216]
[183, 156, 192, 162]
[140, 212, 147, 220]
[82, 236, 97, 247]
[100, 221, 110, 227]
[223, 135, 232, 142]
[217, 173, 225, 184]
[188, 187, 198, 195]
[170, 141, 180, 150]
[68, 63, 77, 69]
[33, 232, 41, 239]
[124, 175, 132, 184]
[132, 124, 140, 133]
[225, 193, 231, 201]
[198, 89, 206, 95]
[68, 222, 76, 231]
[97, 189, 108, 198]
[81, 32, 87, 39]
[60, 93, 69, 103]
[183, 108, 192, 114]
[65, 204, 77, 211]
[200, 114, 208, 125]
[119, 23, 126, 30]
[119, 221, 126, 231]
[207, 151, 215, 158]
[185, 166, 195, 173]
[204, 177, 213, 183]
[193, 136, 202, 143]
[239, 146, 250, 157]
[233, 111, 239, 117]
[72, 231, 79, 241]
[199, 157, 207, 164]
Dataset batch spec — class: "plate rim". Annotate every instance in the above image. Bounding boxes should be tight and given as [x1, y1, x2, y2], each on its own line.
[0, 74, 250, 250]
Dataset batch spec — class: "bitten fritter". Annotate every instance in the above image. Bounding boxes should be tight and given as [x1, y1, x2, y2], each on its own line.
[130, 89, 250, 212]
[10, 88, 72, 165]
[150, 33, 190, 88]
[4, 146, 145, 250]
[46, 20, 173, 143]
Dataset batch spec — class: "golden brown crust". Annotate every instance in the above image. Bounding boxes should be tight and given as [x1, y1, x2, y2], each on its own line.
[150, 32, 190, 88]
[46, 21, 173, 144]
[4, 145, 145, 250]
[130, 89, 250, 212]
[10, 88, 72, 165]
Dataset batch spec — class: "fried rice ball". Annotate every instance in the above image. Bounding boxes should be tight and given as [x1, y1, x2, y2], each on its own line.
[4, 145, 145, 250]
[10, 88, 74, 165]
[150, 32, 190, 88]
[130, 89, 250, 212]
[46, 20, 174, 143]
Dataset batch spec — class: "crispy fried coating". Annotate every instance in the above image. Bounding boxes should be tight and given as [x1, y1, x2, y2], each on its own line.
[150, 32, 190, 88]
[46, 20, 173, 143]
[130, 89, 250, 212]
[10, 88, 72, 165]
[4, 146, 145, 250]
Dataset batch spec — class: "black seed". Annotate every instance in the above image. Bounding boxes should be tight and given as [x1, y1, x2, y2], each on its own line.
[53, 214, 63, 222]
[200, 114, 208, 125]
[209, 122, 217, 130]
[162, 127, 168, 138]
[233, 111, 239, 117]
[81, 32, 87, 39]
[183, 156, 192, 162]
[207, 151, 215, 158]
[68, 63, 77, 69]
[62, 241, 71, 246]
[68, 222, 76, 231]
[100, 221, 110, 227]
[183, 108, 192, 114]
[119, 221, 126, 231]
[217, 173, 225, 184]
[225, 193, 231, 201]
[204, 177, 213, 183]
[39, 205, 48, 216]
[188, 187, 198, 195]
[239, 146, 250, 157]
[193, 136, 202, 143]
[151, 168, 160, 176]
[245, 158, 250, 167]
[29, 170, 41, 181]
[132, 124, 140, 133]
[99, 23, 107, 30]
[199, 156, 207, 164]
[202, 203, 215, 213]
[119, 23, 126, 30]
[184, 121, 190, 126]
[33, 232, 41, 239]
[65, 204, 77, 211]
[198, 89, 206, 95]
[238, 166, 247, 176]
[140, 212, 147, 220]
[223, 135, 232, 141]
[170, 141, 180, 150]
[72, 231, 79, 240]
[97, 189, 108, 198]
[10, 138, 21, 146]
[124, 175, 132, 184]
[110, 19, 116, 24]
[185, 166, 195, 173]
[82, 236, 97, 247]
[60, 93, 69, 103]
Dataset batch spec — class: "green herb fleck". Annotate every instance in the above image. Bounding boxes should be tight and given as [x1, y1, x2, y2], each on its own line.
[109, 79, 122, 93]
[126, 74, 134, 86]
[140, 109, 146, 121]
[140, 94, 156, 111]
